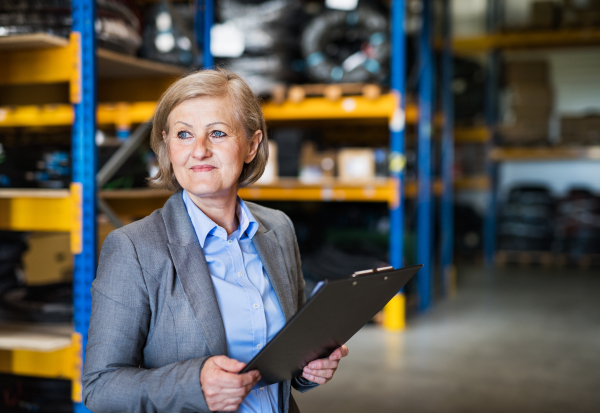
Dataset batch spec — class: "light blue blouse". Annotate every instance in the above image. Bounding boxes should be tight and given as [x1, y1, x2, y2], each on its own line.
[182, 190, 286, 413]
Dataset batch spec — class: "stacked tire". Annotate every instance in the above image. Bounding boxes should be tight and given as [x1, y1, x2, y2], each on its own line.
[497, 186, 555, 252]
[555, 189, 600, 259]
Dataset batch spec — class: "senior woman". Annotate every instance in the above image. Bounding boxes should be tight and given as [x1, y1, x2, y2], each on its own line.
[82, 69, 349, 413]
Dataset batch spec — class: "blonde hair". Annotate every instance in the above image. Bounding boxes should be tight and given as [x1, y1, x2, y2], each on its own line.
[148, 69, 268, 191]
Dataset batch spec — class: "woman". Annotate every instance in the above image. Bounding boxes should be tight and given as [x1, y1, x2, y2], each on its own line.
[82, 69, 349, 413]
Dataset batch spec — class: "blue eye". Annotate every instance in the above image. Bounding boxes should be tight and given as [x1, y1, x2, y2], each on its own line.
[177, 131, 192, 139]
[211, 130, 227, 138]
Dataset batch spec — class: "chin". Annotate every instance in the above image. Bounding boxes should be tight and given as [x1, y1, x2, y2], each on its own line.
[186, 182, 234, 198]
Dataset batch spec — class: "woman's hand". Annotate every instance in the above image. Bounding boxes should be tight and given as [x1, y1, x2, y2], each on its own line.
[301, 344, 349, 385]
[200, 356, 261, 412]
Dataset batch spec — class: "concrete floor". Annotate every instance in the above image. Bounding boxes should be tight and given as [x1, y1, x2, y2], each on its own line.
[293, 265, 600, 413]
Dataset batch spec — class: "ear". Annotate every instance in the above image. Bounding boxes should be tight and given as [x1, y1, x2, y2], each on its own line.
[244, 130, 263, 164]
[162, 131, 167, 143]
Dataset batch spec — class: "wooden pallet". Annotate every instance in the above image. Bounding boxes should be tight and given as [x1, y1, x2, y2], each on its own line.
[572, 254, 600, 269]
[270, 83, 384, 104]
[496, 250, 600, 269]
[495, 250, 555, 267]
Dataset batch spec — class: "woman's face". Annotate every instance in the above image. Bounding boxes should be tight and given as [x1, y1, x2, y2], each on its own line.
[164, 95, 262, 199]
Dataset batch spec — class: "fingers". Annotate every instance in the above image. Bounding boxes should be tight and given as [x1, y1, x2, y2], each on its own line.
[303, 366, 334, 379]
[329, 345, 350, 360]
[213, 355, 246, 373]
[301, 372, 329, 385]
[307, 359, 339, 370]
[212, 370, 260, 389]
[302, 345, 349, 385]
[200, 356, 262, 412]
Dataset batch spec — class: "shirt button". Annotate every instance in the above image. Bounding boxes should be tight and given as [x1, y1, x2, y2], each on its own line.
[253, 303, 259, 309]
[238, 272, 243, 277]
[259, 387, 264, 390]
[228, 240, 233, 245]
[257, 344, 262, 349]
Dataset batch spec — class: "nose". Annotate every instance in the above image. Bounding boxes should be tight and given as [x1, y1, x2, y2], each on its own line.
[191, 135, 211, 159]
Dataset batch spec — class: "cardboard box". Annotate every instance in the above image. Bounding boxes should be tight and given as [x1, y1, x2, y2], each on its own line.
[562, 0, 600, 27]
[499, 119, 550, 145]
[506, 84, 553, 109]
[498, 122, 549, 145]
[337, 148, 375, 182]
[530, 1, 561, 30]
[256, 141, 278, 184]
[561, 115, 600, 144]
[299, 142, 336, 183]
[504, 61, 549, 84]
[23, 233, 72, 285]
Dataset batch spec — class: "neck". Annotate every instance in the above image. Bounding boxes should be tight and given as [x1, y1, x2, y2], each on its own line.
[185, 187, 239, 235]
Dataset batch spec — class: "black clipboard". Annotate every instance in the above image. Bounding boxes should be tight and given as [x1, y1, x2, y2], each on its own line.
[239, 264, 422, 384]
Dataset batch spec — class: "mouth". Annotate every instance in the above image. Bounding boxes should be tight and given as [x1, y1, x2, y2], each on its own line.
[190, 165, 216, 172]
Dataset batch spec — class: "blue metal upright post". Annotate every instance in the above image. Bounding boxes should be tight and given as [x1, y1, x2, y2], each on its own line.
[382, 0, 407, 330]
[195, 0, 214, 69]
[483, 0, 501, 265]
[440, 0, 454, 296]
[416, 0, 434, 312]
[72, 0, 96, 411]
[389, 1, 406, 273]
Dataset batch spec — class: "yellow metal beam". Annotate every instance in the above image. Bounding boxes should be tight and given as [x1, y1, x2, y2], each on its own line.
[0, 101, 156, 128]
[0, 189, 73, 232]
[97, 101, 156, 128]
[0, 343, 76, 380]
[0, 40, 74, 85]
[454, 126, 489, 144]
[0, 104, 73, 127]
[454, 29, 600, 52]
[454, 176, 490, 191]
[262, 95, 396, 121]
[239, 179, 395, 203]
[491, 146, 600, 161]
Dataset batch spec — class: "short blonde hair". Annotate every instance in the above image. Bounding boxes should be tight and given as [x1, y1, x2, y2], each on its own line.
[148, 69, 268, 191]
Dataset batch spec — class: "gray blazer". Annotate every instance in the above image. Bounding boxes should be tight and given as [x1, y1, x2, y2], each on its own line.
[83, 189, 318, 412]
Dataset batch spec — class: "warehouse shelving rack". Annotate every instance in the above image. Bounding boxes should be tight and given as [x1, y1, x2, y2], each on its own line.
[453, 2, 600, 265]
[0, 0, 458, 409]
[0, 2, 186, 411]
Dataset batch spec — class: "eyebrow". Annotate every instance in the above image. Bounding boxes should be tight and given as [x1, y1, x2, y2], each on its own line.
[175, 121, 193, 128]
[206, 121, 231, 128]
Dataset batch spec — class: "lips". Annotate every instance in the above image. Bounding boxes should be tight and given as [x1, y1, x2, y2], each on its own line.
[190, 165, 216, 172]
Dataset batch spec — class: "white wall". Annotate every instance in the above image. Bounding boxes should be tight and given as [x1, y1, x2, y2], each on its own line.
[498, 161, 600, 199]
[452, 0, 487, 37]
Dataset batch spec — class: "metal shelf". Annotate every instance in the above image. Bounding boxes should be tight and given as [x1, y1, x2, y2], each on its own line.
[454, 126, 489, 143]
[239, 178, 396, 202]
[491, 146, 600, 161]
[0, 175, 485, 231]
[454, 175, 490, 191]
[262, 95, 397, 121]
[0, 322, 77, 380]
[0, 189, 73, 232]
[0, 101, 472, 128]
[0, 33, 185, 85]
[0, 32, 69, 51]
[0, 102, 156, 128]
[454, 28, 600, 52]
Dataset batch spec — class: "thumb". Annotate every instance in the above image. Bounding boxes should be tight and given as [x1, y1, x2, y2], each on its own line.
[213, 356, 246, 373]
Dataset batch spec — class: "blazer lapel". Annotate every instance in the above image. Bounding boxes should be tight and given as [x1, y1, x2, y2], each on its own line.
[162, 190, 228, 356]
[252, 224, 295, 322]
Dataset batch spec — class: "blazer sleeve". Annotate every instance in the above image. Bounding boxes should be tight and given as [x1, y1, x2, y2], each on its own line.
[82, 230, 212, 413]
[281, 212, 320, 394]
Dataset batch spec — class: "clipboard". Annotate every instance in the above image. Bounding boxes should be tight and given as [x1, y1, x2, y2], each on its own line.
[239, 264, 422, 384]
